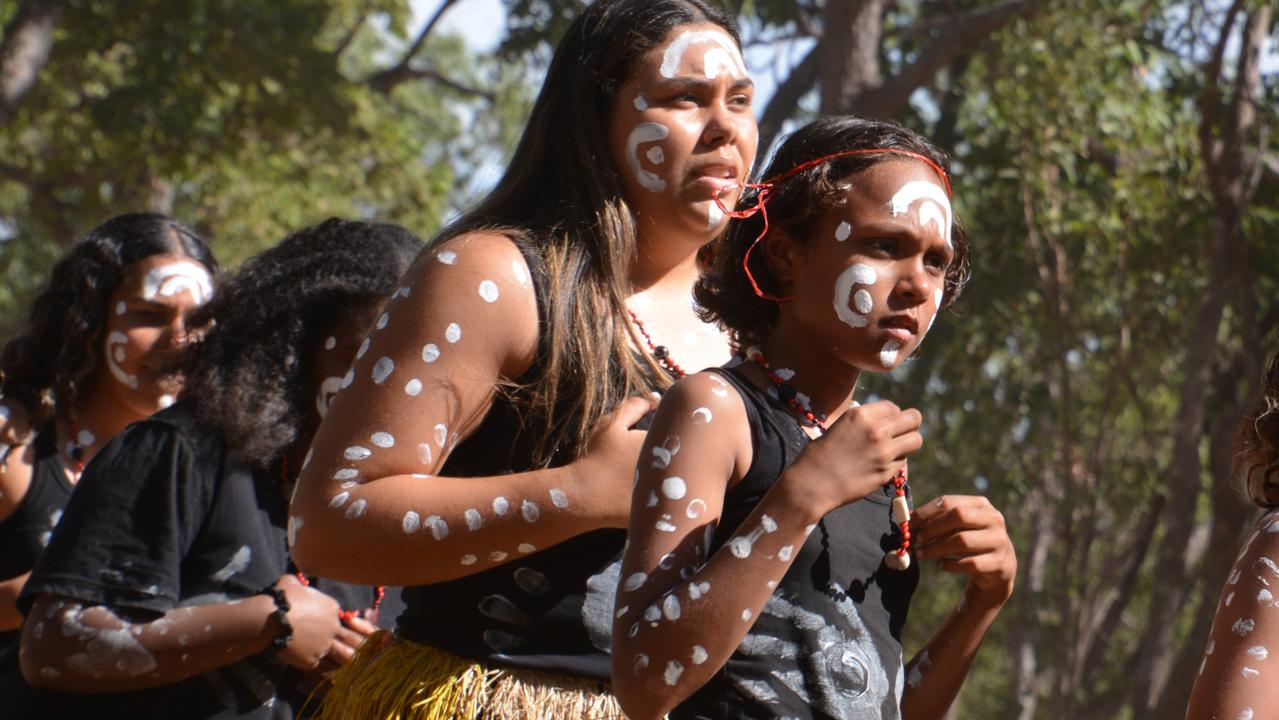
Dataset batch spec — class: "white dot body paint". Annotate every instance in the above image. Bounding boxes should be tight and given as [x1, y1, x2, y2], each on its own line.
[105, 331, 139, 389]
[372, 357, 394, 384]
[627, 123, 671, 192]
[465, 509, 483, 531]
[402, 511, 421, 534]
[664, 660, 685, 686]
[158, 394, 175, 409]
[490, 551, 508, 562]
[1227, 593, 1236, 606]
[879, 340, 904, 368]
[405, 378, 423, 396]
[142, 263, 214, 304]
[417, 443, 432, 465]
[1238, 710, 1255, 720]
[835, 221, 852, 241]
[652, 435, 682, 469]
[356, 338, 371, 360]
[888, 180, 953, 248]
[434, 423, 448, 448]
[634, 653, 650, 674]
[115, 301, 127, 315]
[493, 496, 510, 516]
[324, 336, 336, 350]
[853, 289, 874, 315]
[549, 488, 569, 508]
[511, 259, 530, 285]
[729, 537, 752, 558]
[437, 250, 458, 265]
[691, 407, 712, 424]
[345, 446, 372, 461]
[623, 572, 648, 592]
[833, 263, 877, 329]
[643, 605, 661, 623]
[656, 518, 678, 532]
[334, 468, 359, 481]
[1242, 667, 1260, 678]
[689, 581, 711, 600]
[425, 515, 449, 540]
[341, 370, 354, 389]
[422, 344, 440, 363]
[686, 498, 707, 519]
[778, 545, 794, 561]
[741, 609, 752, 621]
[371, 432, 395, 448]
[518, 543, 535, 553]
[521, 500, 540, 522]
[663, 594, 682, 621]
[316, 377, 342, 417]
[376, 312, 389, 330]
[1246, 645, 1268, 660]
[479, 280, 500, 303]
[659, 30, 747, 80]
[692, 645, 708, 664]
[458, 554, 476, 566]
[345, 499, 367, 519]
[1234, 618, 1257, 636]
[445, 323, 462, 343]
[662, 476, 688, 500]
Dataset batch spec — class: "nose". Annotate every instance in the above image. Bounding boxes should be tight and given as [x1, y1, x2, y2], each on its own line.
[165, 315, 192, 349]
[893, 261, 930, 306]
[702, 102, 739, 148]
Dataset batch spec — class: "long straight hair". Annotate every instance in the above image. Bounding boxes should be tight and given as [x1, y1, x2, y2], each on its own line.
[437, 0, 741, 466]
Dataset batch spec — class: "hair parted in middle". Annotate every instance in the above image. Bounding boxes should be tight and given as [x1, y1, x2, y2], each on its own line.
[696, 115, 971, 350]
[183, 218, 423, 467]
[434, 0, 742, 467]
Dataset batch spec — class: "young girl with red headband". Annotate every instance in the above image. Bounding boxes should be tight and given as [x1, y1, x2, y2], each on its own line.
[611, 116, 1017, 719]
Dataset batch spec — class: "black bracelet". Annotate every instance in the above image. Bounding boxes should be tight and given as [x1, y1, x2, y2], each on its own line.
[260, 585, 292, 652]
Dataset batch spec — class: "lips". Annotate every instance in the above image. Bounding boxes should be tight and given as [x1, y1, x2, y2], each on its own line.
[689, 162, 741, 195]
[879, 316, 918, 342]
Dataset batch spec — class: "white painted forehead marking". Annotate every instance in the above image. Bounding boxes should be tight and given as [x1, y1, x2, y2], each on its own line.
[888, 180, 952, 248]
[833, 263, 877, 329]
[316, 376, 343, 418]
[659, 30, 746, 79]
[835, 221, 852, 241]
[105, 331, 139, 389]
[511, 259, 530, 285]
[627, 123, 670, 193]
[142, 262, 213, 304]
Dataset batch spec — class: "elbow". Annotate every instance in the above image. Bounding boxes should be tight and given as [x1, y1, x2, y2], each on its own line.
[20, 632, 66, 689]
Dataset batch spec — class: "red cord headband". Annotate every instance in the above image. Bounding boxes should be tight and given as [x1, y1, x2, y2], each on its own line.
[714, 148, 952, 303]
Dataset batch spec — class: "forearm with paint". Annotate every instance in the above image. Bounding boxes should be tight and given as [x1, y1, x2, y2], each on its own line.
[900, 583, 1007, 720]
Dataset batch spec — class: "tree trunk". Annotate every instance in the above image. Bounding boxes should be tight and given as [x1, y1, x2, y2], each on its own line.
[0, 0, 60, 123]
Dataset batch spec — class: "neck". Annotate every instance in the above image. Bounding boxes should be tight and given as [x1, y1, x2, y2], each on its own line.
[757, 318, 862, 425]
[630, 218, 710, 294]
[65, 376, 147, 464]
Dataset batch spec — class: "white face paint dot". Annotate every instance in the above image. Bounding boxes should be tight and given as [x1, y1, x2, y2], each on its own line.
[345, 446, 372, 461]
[835, 221, 852, 241]
[479, 280, 500, 303]
[521, 499, 540, 523]
[464, 509, 483, 531]
[853, 289, 874, 315]
[445, 323, 462, 343]
[691, 407, 712, 424]
[833, 263, 877, 329]
[371, 432, 395, 448]
[405, 378, 423, 396]
[662, 476, 688, 500]
[461, 554, 477, 565]
[422, 343, 440, 363]
[623, 572, 648, 592]
[402, 511, 421, 534]
[518, 543, 536, 553]
[493, 496, 510, 516]
[345, 499, 367, 519]
[372, 356, 394, 384]
[549, 488, 569, 508]
[437, 250, 457, 265]
[691, 645, 708, 664]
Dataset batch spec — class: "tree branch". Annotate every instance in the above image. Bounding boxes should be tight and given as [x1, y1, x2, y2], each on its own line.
[368, 65, 494, 101]
[0, 0, 60, 123]
[756, 44, 817, 166]
[333, 2, 374, 59]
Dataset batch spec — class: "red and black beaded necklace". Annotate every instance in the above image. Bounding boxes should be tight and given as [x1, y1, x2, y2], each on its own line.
[628, 310, 687, 379]
[744, 347, 913, 571]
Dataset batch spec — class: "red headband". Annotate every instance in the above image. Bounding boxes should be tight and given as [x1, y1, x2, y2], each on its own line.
[714, 148, 952, 303]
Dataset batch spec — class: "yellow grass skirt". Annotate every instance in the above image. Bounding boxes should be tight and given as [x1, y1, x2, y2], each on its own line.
[310, 630, 628, 719]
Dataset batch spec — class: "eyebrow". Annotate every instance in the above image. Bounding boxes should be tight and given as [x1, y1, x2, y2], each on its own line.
[662, 76, 755, 92]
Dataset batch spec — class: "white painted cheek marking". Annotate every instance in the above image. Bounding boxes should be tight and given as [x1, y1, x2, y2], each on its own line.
[835, 221, 851, 241]
[522, 501, 541, 524]
[659, 31, 747, 79]
[691, 407, 712, 424]
[142, 263, 214, 304]
[833, 264, 877, 329]
[434, 423, 448, 448]
[623, 572, 648, 592]
[627, 122, 671, 192]
[405, 378, 423, 396]
[646, 146, 664, 164]
[425, 515, 449, 540]
[493, 496, 510, 515]
[518, 543, 536, 553]
[105, 331, 139, 389]
[334, 468, 359, 481]
[422, 343, 440, 362]
[888, 180, 953, 248]
[879, 340, 904, 368]
[1246, 645, 1268, 660]
[356, 338, 371, 359]
[1234, 618, 1256, 636]
[549, 488, 569, 508]
[853, 289, 873, 315]
[479, 280, 499, 303]
[417, 443, 433, 464]
[402, 511, 421, 533]
[372, 357, 394, 384]
[691, 645, 708, 664]
[662, 476, 687, 500]
[686, 498, 707, 519]
[461, 554, 477, 565]
[664, 660, 684, 686]
[445, 323, 462, 343]
[345, 499, 367, 519]
[662, 594, 681, 620]
[437, 250, 458, 264]
[633, 653, 650, 674]
[345, 446, 372, 461]
[376, 312, 389, 330]
[116, 301, 127, 315]
[511, 259, 530, 285]
[490, 551, 507, 561]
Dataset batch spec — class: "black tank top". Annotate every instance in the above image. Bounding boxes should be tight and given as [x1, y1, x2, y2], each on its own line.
[0, 426, 72, 651]
[674, 364, 920, 720]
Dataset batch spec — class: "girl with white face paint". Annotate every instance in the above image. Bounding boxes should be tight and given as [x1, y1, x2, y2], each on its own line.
[612, 117, 1016, 719]
[0, 214, 217, 653]
[1186, 351, 1279, 719]
[289, 1, 756, 717]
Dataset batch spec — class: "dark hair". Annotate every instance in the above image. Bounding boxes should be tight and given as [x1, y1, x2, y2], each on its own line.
[1234, 350, 1279, 509]
[437, 0, 742, 466]
[185, 218, 422, 467]
[695, 115, 971, 349]
[0, 213, 218, 426]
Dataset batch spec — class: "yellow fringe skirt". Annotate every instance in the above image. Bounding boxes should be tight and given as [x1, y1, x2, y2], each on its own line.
[310, 631, 628, 719]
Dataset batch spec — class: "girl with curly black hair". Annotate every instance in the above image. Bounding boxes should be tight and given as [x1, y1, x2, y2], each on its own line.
[14, 219, 421, 720]
[1187, 350, 1279, 719]
[290, 0, 758, 716]
[0, 213, 219, 651]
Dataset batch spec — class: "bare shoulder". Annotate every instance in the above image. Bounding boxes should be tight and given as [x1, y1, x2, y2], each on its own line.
[0, 399, 36, 521]
[647, 371, 752, 478]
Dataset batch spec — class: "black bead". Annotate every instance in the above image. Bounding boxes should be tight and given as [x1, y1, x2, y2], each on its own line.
[653, 345, 669, 360]
[776, 383, 797, 401]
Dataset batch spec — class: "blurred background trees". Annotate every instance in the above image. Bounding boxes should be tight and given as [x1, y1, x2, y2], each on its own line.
[2, 0, 1276, 717]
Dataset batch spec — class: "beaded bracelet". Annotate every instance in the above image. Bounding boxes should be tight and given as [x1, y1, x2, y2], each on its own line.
[259, 585, 293, 652]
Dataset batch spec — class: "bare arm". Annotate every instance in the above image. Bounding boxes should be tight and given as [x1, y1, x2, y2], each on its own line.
[0, 572, 30, 631]
[1185, 508, 1279, 719]
[290, 233, 649, 585]
[0, 399, 35, 631]
[611, 373, 923, 719]
[20, 575, 341, 692]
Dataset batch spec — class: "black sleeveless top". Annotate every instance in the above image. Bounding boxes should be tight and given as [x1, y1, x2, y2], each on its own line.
[396, 240, 656, 681]
[0, 426, 72, 652]
[674, 365, 920, 720]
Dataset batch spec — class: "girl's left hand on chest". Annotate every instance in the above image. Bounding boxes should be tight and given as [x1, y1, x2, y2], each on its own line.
[910, 495, 1017, 605]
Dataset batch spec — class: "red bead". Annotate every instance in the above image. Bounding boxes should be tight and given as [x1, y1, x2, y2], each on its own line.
[901, 540, 911, 550]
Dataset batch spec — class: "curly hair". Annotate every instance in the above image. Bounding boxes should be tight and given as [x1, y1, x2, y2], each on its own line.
[0, 213, 218, 426]
[184, 218, 422, 468]
[1233, 350, 1279, 509]
[695, 116, 971, 349]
